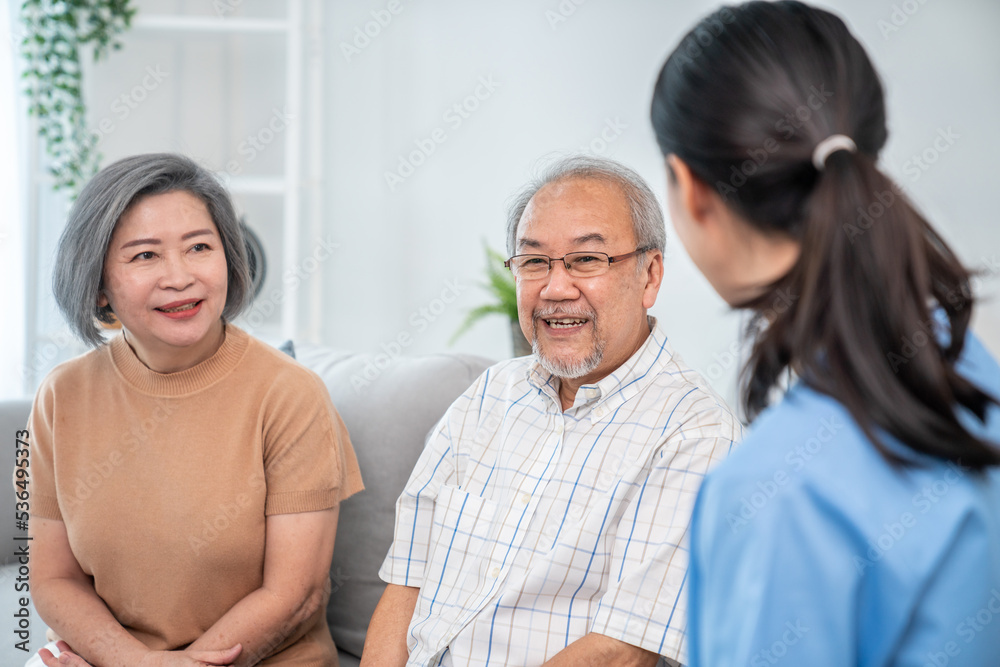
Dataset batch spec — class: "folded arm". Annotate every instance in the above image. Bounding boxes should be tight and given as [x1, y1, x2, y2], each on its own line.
[185, 507, 338, 666]
[31, 516, 158, 665]
[33, 507, 337, 667]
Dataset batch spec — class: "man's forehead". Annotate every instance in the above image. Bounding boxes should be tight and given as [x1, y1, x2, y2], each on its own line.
[529, 176, 626, 209]
[517, 177, 632, 244]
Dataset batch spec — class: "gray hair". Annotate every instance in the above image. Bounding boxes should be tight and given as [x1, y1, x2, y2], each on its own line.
[505, 155, 667, 258]
[53, 153, 252, 347]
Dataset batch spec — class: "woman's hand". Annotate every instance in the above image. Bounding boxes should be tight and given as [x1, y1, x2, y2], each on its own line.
[38, 640, 242, 667]
[38, 641, 76, 667]
[138, 645, 242, 667]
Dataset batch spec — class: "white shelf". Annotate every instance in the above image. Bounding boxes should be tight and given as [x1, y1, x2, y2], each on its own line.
[224, 175, 287, 195]
[135, 0, 308, 343]
[131, 15, 290, 33]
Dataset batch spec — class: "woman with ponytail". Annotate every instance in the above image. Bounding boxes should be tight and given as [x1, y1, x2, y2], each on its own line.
[650, 2, 1000, 664]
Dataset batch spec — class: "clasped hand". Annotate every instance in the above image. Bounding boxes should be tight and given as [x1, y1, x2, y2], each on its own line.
[38, 640, 242, 667]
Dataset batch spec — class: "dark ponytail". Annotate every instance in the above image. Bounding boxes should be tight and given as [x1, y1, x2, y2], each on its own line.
[650, 1, 999, 470]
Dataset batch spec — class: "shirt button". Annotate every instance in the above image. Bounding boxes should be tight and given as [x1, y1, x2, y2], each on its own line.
[520, 493, 531, 506]
[555, 423, 564, 435]
[490, 566, 501, 578]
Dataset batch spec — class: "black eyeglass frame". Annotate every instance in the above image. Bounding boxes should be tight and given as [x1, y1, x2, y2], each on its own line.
[503, 247, 651, 278]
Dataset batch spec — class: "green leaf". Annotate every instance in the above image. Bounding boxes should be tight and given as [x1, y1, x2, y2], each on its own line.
[448, 303, 510, 346]
[449, 244, 520, 346]
[19, 0, 135, 197]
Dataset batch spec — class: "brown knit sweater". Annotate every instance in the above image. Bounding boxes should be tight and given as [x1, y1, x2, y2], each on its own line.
[27, 325, 363, 664]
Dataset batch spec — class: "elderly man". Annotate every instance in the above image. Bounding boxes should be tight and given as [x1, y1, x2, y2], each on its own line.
[362, 156, 740, 667]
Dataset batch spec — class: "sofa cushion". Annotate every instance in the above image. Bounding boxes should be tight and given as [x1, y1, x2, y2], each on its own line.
[294, 347, 493, 659]
[2, 399, 32, 566]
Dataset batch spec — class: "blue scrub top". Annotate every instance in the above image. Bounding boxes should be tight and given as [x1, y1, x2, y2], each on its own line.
[688, 332, 1000, 667]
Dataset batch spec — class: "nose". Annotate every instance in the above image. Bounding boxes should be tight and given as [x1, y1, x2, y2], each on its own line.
[538, 259, 580, 301]
[158, 253, 196, 291]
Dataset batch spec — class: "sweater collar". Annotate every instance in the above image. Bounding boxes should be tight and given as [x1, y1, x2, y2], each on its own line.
[108, 324, 250, 396]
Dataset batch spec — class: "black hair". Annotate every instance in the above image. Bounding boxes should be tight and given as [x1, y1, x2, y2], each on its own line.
[651, 1, 999, 470]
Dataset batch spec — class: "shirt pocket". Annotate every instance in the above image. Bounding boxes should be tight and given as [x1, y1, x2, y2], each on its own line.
[423, 485, 498, 612]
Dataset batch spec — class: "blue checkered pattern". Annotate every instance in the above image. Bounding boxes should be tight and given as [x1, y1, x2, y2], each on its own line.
[380, 319, 740, 666]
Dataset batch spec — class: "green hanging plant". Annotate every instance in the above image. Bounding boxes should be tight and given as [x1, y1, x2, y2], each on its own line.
[451, 245, 531, 356]
[20, 0, 136, 196]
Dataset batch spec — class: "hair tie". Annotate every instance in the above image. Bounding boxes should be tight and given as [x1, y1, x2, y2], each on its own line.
[812, 134, 857, 170]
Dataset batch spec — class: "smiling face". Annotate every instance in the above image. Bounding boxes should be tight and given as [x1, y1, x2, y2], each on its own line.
[98, 190, 229, 373]
[514, 177, 663, 393]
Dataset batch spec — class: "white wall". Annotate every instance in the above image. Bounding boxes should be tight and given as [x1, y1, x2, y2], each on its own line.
[13, 0, 1000, 410]
[0, 1, 25, 400]
[320, 0, 1000, 410]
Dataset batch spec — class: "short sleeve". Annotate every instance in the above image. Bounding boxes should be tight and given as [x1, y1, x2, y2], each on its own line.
[23, 378, 62, 520]
[378, 371, 489, 587]
[687, 471, 857, 666]
[261, 368, 364, 515]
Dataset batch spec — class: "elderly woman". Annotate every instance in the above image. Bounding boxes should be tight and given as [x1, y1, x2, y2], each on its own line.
[27, 153, 363, 666]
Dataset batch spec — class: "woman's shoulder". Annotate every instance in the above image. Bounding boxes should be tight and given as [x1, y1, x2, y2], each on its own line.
[698, 357, 1000, 584]
[236, 328, 331, 399]
[957, 329, 1000, 399]
[716, 383, 861, 484]
[718, 326, 1000, 487]
[36, 342, 115, 396]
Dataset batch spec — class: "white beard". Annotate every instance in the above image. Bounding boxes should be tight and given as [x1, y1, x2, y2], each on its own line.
[531, 319, 605, 379]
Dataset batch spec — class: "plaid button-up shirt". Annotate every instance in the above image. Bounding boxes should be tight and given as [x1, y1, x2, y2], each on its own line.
[380, 318, 741, 665]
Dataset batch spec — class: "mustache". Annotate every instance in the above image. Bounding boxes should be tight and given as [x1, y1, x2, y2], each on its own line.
[532, 306, 597, 321]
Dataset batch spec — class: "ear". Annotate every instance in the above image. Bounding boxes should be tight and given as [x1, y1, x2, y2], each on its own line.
[641, 249, 664, 310]
[97, 289, 109, 309]
[667, 154, 723, 227]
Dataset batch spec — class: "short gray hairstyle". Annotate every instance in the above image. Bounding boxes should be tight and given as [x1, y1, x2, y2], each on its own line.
[505, 155, 667, 258]
[53, 153, 252, 347]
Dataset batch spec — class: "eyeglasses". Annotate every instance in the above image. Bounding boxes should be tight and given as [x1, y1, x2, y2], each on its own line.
[504, 248, 650, 279]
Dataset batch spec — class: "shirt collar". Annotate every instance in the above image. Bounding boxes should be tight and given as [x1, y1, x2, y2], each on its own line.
[526, 316, 675, 420]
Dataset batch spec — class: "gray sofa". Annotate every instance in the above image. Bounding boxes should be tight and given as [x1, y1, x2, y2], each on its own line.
[0, 344, 494, 666]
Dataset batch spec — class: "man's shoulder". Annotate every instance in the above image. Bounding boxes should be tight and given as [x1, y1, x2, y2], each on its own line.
[432, 355, 539, 422]
[638, 348, 740, 423]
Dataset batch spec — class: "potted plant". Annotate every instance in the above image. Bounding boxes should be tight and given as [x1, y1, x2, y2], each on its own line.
[20, 0, 136, 195]
[451, 246, 531, 357]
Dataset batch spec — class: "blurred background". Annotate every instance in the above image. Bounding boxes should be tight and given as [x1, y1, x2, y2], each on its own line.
[2, 0, 998, 412]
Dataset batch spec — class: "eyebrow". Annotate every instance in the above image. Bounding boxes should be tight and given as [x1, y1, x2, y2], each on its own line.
[517, 232, 608, 251]
[119, 228, 215, 250]
[573, 233, 607, 245]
